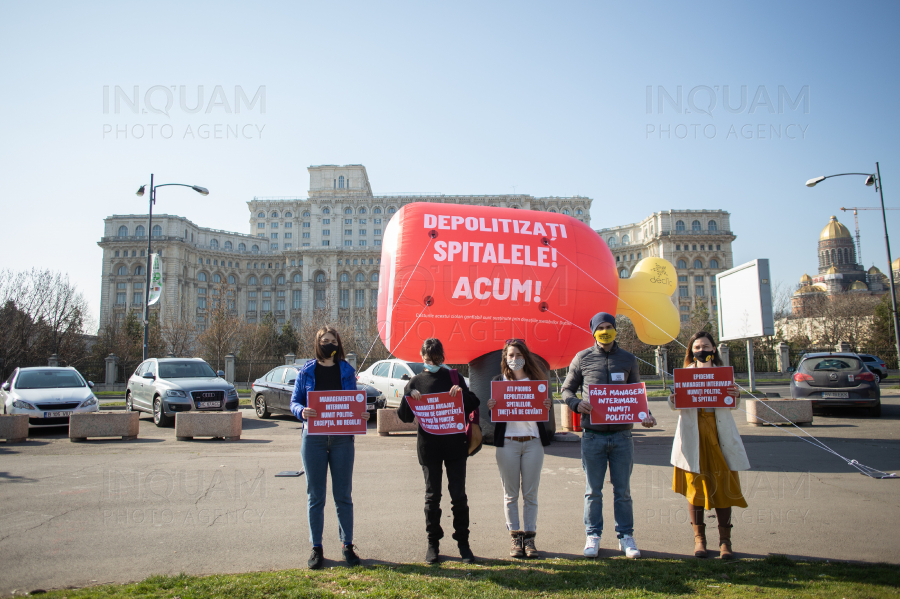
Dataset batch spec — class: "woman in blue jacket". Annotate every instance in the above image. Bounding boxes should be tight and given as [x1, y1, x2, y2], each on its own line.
[290, 326, 369, 569]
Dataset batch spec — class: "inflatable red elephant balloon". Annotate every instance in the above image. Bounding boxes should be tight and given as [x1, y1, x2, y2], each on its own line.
[378, 203, 680, 369]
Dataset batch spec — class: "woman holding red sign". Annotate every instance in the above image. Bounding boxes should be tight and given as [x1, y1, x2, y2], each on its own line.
[290, 326, 371, 570]
[668, 331, 749, 560]
[487, 339, 553, 559]
[397, 338, 481, 565]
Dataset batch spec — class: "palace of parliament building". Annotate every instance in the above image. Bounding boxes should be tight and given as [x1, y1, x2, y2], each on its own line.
[97, 165, 734, 331]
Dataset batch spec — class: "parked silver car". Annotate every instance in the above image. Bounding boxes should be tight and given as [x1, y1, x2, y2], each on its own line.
[125, 358, 239, 427]
[1, 367, 99, 428]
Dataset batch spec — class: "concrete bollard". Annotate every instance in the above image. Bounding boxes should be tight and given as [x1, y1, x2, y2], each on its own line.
[175, 411, 242, 441]
[0, 415, 29, 443]
[376, 409, 418, 436]
[69, 412, 139, 442]
[746, 399, 813, 427]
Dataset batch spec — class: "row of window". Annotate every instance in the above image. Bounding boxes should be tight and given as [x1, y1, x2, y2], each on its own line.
[193, 272, 380, 285]
[676, 244, 721, 251]
[821, 247, 854, 267]
[114, 249, 145, 258]
[676, 258, 720, 269]
[679, 285, 718, 298]
[675, 220, 719, 232]
[257, 207, 396, 219]
[117, 225, 162, 237]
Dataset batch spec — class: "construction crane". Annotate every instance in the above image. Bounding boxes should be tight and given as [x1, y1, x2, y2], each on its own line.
[840, 206, 900, 264]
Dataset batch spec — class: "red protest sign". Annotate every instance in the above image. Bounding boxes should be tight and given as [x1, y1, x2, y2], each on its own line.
[405, 392, 466, 435]
[673, 366, 736, 409]
[587, 383, 650, 425]
[306, 390, 368, 435]
[490, 380, 549, 423]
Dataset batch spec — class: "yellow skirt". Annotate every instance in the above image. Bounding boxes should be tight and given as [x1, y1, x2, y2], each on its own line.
[673, 410, 748, 509]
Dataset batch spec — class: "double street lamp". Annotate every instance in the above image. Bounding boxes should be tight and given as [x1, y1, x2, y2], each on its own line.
[805, 162, 900, 363]
[136, 174, 209, 360]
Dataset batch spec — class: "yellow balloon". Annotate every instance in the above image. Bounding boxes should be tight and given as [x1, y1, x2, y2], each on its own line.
[617, 258, 680, 345]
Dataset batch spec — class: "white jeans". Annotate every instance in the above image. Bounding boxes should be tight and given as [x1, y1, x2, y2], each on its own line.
[495, 437, 544, 532]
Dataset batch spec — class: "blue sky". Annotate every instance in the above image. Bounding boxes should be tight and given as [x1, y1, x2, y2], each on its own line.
[1, 0, 898, 326]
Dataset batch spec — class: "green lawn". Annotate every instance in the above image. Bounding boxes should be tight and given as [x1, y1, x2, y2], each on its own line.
[22, 556, 898, 598]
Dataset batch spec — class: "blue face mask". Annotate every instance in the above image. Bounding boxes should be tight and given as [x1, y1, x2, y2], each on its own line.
[423, 363, 441, 373]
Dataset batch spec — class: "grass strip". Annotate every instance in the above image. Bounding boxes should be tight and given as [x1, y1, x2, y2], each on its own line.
[23, 555, 899, 599]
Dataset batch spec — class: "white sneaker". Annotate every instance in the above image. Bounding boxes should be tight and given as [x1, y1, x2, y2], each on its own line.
[618, 534, 641, 558]
[583, 535, 601, 558]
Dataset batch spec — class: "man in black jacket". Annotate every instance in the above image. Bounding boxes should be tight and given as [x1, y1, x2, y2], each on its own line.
[398, 338, 481, 564]
[562, 312, 657, 559]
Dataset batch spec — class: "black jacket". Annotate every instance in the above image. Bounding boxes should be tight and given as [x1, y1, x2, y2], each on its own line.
[491, 374, 553, 447]
[397, 368, 480, 464]
[561, 341, 642, 433]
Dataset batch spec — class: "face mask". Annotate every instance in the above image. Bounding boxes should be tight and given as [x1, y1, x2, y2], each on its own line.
[694, 350, 715, 363]
[423, 363, 441, 373]
[594, 329, 616, 344]
[507, 357, 526, 372]
[320, 343, 339, 359]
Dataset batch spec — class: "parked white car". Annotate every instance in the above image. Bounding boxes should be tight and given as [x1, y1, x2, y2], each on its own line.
[1, 367, 99, 428]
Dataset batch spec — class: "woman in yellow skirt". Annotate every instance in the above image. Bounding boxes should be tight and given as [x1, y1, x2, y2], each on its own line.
[668, 331, 750, 559]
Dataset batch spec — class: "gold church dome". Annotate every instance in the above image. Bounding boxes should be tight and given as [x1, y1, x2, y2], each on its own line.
[819, 216, 852, 241]
[850, 281, 868, 290]
[868, 266, 882, 274]
[893, 258, 900, 271]
[799, 273, 812, 284]
[826, 266, 838, 274]
[793, 284, 826, 295]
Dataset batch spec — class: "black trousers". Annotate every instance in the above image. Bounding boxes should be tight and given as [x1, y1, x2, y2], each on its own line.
[421, 456, 469, 544]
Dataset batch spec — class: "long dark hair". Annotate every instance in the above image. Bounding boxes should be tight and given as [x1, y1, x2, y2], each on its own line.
[315, 326, 345, 362]
[500, 339, 547, 381]
[683, 331, 723, 367]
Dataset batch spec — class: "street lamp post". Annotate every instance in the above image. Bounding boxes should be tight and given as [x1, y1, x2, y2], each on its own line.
[136, 175, 209, 360]
[806, 162, 900, 365]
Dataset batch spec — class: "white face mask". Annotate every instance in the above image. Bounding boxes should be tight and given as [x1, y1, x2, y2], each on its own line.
[507, 357, 526, 372]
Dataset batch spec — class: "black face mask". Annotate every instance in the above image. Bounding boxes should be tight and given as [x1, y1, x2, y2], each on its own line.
[321, 343, 339, 359]
[693, 350, 715, 363]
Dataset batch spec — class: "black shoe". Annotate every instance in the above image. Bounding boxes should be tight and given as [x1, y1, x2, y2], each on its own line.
[425, 543, 440, 564]
[308, 546, 324, 570]
[343, 544, 361, 566]
[459, 544, 477, 564]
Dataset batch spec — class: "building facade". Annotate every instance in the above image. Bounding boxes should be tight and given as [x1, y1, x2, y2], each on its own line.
[595, 210, 736, 323]
[98, 165, 593, 331]
[791, 215, 888, 316]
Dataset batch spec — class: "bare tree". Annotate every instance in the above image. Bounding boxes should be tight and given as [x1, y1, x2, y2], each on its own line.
[161, 300, 197, 357]
[197, 281, 243, 370]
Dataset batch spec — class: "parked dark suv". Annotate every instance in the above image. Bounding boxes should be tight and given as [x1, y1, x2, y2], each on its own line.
[858, 354, 888, 383]
[790, 352, 881, 416]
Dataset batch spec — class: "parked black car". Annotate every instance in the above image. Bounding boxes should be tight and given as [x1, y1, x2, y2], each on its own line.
[858, 354, 888, 383]
[251, 363, 384, 419]
[790, 352, 881, 416]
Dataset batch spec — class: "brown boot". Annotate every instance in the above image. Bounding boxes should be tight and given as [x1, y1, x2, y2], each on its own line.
[693, 524, 708, 558]
[523, 532, 540, 558]
[718, 525, 734, 560]
[509, 530, 525, 558]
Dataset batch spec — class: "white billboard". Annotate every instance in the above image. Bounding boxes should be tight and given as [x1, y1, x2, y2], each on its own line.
[716, 259, 774, 341]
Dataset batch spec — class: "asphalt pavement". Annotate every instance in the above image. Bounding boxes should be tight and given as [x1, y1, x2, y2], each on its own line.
[1, 393, 899, 596]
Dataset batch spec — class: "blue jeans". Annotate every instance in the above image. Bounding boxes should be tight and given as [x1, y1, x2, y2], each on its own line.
[581, 429, 634, 539]
[301, 428, 355, 546]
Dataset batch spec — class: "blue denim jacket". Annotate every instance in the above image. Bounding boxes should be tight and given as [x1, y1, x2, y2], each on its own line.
[290, 359, 357, 421]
